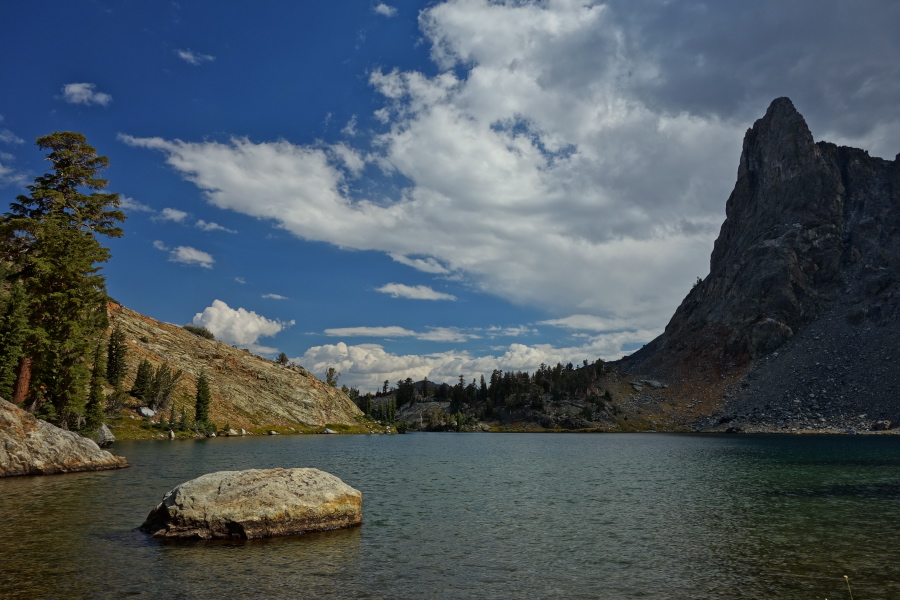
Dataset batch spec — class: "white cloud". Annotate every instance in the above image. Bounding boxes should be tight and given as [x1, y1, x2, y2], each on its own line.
[0, 159, 27, 187]
[486, 325, 536, 337]
[417, 327, 476, 343]
[119, 196, 154, 212]
[341, 115, 358, 136]
[540, 314, 636, 332]
[176, 49, 215, 66]
[375, 283, 457, 301]
[120, 0, 782, 337]
[374, 3, 397, 17]
[0, 129, 23, 145]
[262, 293, 288, 300]
[330, 142, 366, 174]
[61, 83, 112, 106]
[193, 299, 294, 352]
[158, 207, 189, 222]
[321, 324, 483, 344]
[297, 328, 657, 390]
[324, 326, 417, 338]
[388, 253, 450, 274]
[153, 240, 215, 268]
[0, 143, 25, 186]
[196, 219, 237, 233]
[234, 277, 247, 284]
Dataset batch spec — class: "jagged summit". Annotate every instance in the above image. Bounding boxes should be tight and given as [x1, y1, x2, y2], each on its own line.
[623, 98, 900, 428]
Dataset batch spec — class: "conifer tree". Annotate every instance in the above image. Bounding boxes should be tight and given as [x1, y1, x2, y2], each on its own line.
[0, 279, 29, 400]
[132, 359, 153, 400]
[84, 342, 105, 433]
[0, 132, 124, 427]
[145, 363, 182, 412]
[194, 370, 211, 425]
[106, 325, 127, 387]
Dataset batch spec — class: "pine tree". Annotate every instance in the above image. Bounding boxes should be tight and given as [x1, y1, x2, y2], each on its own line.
[0, 132, 124, 427]
[145, 363, 182, 412]
[106, 325, 127, 387]
[84, 342, 105, 433]
[132, 359, 153, 400]
[325, 366, 340, 387]
[0, 279, 29, 400]
[194, 370, 211, 425]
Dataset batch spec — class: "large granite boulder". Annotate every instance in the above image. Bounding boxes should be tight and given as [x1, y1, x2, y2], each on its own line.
[0, 398, 128, 477]
[140, 467, 362, 540]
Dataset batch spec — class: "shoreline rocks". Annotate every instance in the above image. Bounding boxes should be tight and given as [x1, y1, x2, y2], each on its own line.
[0, 398, 128, 477]
[140, 467, 362, 540]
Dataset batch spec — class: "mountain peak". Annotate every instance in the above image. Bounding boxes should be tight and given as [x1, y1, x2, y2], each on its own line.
[737, 96, 815, 181]
[622, 98, 900, 429]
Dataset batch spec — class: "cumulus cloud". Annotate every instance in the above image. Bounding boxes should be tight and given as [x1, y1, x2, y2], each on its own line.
[193, 299, 294, 352]
[176, 49, 215, 65]
[158, 207, 189, 222]
[196, 219, 237, 233]
[61, 83, 112, 106]
[153, 240, 215, 268]
[119, 5, 734, 335]
[124, 0, 900, 341]
[297, 327, 658, 390]
[373, 3, 397, 17]
[375, 283, 457, 301]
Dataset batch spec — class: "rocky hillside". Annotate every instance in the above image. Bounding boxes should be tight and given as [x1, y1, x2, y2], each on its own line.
[108, 304, 364, 436]
[622, 97, 900, 432]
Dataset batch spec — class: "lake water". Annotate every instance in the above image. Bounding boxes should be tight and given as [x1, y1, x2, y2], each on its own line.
[2, 433, 899, 599]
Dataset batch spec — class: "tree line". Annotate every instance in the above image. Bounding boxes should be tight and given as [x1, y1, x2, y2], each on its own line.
[353, 358, 613, 425]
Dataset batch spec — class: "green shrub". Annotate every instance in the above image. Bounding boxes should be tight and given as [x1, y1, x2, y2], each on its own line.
[183, 324, 215, 340]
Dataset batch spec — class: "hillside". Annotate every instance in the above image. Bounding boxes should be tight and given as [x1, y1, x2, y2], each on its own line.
[107, 304, 365, 437]
[621, 97, 900, 433]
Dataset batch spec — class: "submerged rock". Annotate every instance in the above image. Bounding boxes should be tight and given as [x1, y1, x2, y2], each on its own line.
[0, 398, 128, 477]
[140, 467, 362, 540]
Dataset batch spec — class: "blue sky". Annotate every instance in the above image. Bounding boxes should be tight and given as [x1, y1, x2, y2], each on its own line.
[2, 1, 899, 391]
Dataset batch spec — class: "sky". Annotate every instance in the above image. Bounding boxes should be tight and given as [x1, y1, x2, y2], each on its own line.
[1, 1, 899, 391]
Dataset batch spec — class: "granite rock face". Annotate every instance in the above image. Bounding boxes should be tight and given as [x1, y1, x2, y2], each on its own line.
[110, 304, 363, 431]
[0, 398, 128, 477]
[140, 467, 362, 540]
[623, 98, 900, 425]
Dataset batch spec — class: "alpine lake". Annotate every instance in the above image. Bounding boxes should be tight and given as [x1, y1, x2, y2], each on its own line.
[2, 432, 899, 599]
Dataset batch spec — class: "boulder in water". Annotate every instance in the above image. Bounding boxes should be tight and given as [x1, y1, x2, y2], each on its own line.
[95, 423, 116, 448]
[140, 467, 362, 539]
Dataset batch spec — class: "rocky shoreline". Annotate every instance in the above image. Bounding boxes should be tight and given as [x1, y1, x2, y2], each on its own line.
[0, 398, 128, 477]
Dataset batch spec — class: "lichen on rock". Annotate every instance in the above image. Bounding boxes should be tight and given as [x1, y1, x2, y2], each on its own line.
[0, 397, 128, 477]
[140, 467, 362, 540]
